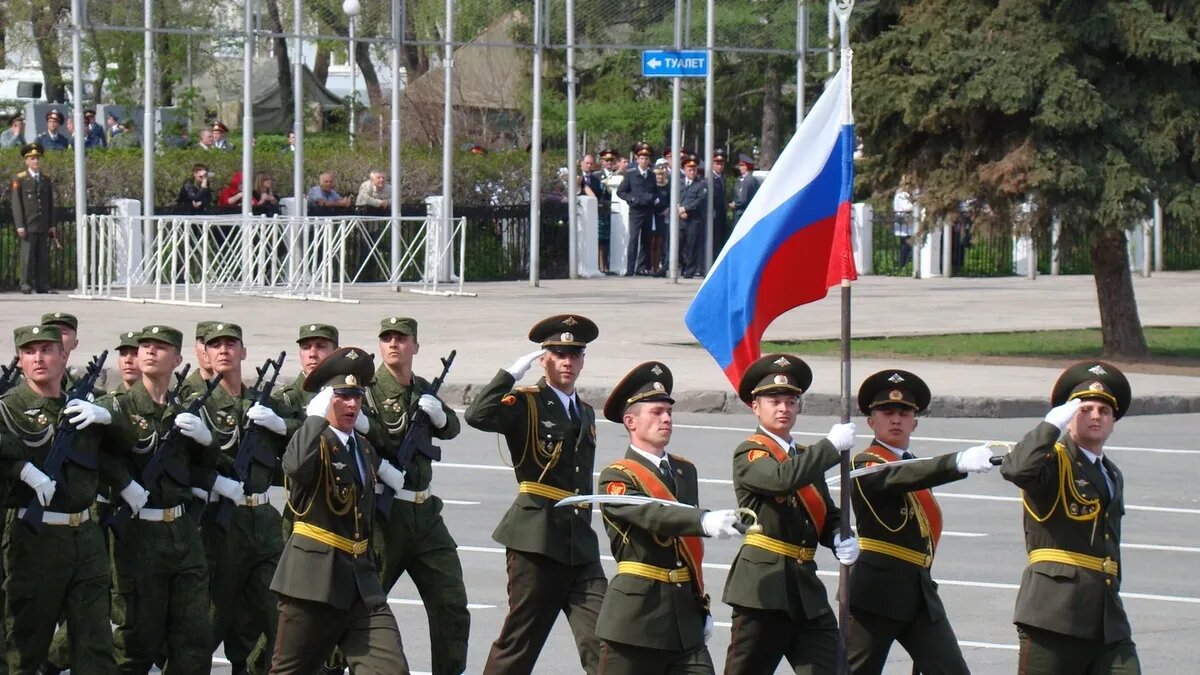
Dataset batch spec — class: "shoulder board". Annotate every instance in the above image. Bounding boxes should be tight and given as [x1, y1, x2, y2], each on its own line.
[667, 453, 693, 466]
[514, 385, 540, 394]
[16, 171, 28, 179]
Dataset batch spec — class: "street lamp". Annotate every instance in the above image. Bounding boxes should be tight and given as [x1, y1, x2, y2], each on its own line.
[342, 0, 361, 147]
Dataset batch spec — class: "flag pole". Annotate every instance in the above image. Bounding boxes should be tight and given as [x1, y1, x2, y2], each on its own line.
[833, 2, 855, 674]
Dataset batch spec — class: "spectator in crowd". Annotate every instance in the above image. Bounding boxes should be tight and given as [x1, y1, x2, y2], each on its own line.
[196, 128, 215, 151]
[893, 177, 916, 269]
[212, 122, 235, 151]
[355, 170, 391, 211]
[253, 172, 281, 216]
[597, 149, 622, 274]
[308, 172, 352, 209]
[617, 141, 658, 276]
[283, 130, 296, 152]
[951, 199, 975, 272]
[617, 154, 629, 173]
[37, 110, 72, 150]
[82, 110, 106, 149]
[651, 159, 671, 276]
[176, 163, 213, 213]
[730, 153, 760, 226]
[0, 114, 25, 149]
[577, 154, 601, 199]
[106, 113, 122, 142]
[217, 171, 246, 209]
[108, 119, 140, 149]
[678, 155, 708, 278]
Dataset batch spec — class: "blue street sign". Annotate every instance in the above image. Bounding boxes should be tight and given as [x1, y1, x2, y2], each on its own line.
[641, 50, 709, 78]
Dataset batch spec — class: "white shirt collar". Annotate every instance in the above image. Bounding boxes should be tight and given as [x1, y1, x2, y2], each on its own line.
[875, 439, 911, 456]
[28, 171, 39, 179]
[546, 383, 576, 412]
[758, 427, 795, 453]
[629, 444, 668, 468]
[328, 425, 351, 445]
[1077, 445, 1103, 464]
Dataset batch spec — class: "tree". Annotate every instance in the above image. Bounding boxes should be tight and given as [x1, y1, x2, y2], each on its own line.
[31, 0, 70, 104]
[264, 0, 293, 120]
[853, 0, 1200, 359]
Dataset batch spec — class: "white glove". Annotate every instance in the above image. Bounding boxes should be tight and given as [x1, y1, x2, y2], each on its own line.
[701, 509, 741, 539]
[20, 464, 57, 507]
[505, 349, 546, 380]
[956, 445, 995, 474]
[191, 487, 210, 501]
[246, 403, 287, 436]
[825, 422, 858, 452]
[174, 412, 213, 446]
[703, 614, 714, 644]
[212, 475, 245, 502]
[354, 410, 370, 434]
[1044, 398, 1082, 430]
[834, 533, 860, 566]
[418, 394, 447, 429]
[64, 398, 112, 429]
[377, 459, 407, 493]
[305, 387, 335, 418]
[120, 481, 151, 515]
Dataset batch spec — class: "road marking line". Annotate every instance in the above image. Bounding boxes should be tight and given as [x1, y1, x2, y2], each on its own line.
[959, 640, 1019, 651]
[1124, 543, 1200, 553]
[388, 598, 496, 610]
[441, 499, 481, 505]
[943, 531, 988, 538]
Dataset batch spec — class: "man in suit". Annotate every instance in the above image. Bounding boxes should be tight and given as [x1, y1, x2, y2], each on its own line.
[730, 154, 760, 226]
[596, 361, 742, 674]
[464, 315, 607, 675]
[722, 354, 859, 675]
[678, 156, 708, 278]
[999, 362, 1140, 674]
[847, 369, 996, 674]
[10, 142, 57, 294]
[269, 347, 411, 674]
[617, 142, 659, 276]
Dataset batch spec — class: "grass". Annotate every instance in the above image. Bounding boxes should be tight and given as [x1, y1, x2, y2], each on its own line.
[761, 327, 1200, 361]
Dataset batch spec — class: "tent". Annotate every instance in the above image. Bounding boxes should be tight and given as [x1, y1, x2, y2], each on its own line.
[191, 58, 345, 133]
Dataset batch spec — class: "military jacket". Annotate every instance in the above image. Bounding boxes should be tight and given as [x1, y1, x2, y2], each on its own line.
[464, 370, 599, 565]
[271, 416, 385, 610]
[363, 366, 460, 492]
[596, 449, 707, 651]
[274, 374, 314, 439]
[617, 167, 659, 211]
[177, 369, 212, 400]
[722, 430, 841, 620]
[849, 444, 965, 623]
[10, 170, 54, 232]
[732, 174, 760, 214]
[679, 178, 708, 221]
[36, 131, 71, 150]
[196, 381, 292, 495]
[1001, 422, 1131, 643]
[0, 382, 129, 513]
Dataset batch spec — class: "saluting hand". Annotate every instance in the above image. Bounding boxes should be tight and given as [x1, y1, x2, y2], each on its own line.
[305, 387, 335, 419]
[1044, 398, 1083, 430]
[506, 349, 547, 380]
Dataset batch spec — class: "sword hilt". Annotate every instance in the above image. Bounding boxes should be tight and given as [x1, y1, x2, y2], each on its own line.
[732, 507, 762, 535]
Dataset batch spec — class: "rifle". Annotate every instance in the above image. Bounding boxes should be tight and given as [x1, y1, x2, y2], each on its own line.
[0, 356, 20, 396]
[377, 349, 456, 518]
[212, 352, 286, 531]
[20, 351, 108, 533]
[104, 371, 223, 539]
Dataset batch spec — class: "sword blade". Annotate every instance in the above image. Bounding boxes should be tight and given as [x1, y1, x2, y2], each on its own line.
[554, 494, 697, 509]
[826, 456, 934, 483]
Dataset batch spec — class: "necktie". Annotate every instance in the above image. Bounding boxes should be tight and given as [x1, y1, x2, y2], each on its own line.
[347, 435, 363, 486]
[659, 458, 677, 495]
[686, 180, 692, 187]
[1095, 457, 1112, 500]
[568, 398, 579, 424]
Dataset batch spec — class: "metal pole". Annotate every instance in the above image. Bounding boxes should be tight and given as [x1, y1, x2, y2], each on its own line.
[143, 0, 155, 263]
[348, 17, 357, 147]
[529, 0, 543, 286]
[292, 0, 305, 284]
[835, 6, 853, 675]
[566, 0, 578, 279]
[1051, 215, 1061, 276]
[71, 0, 87, 294]
[242, 0, 255, 236]
[703, 0, 715, 269]
[390, 0, 403, 282]
[1141, 214, 1152, 277]
[1153, 198, 1164, 272]
[669, 0, 683, 282]
[441, 0, 454, 287]
[827, 0, 835, 72]
[797, 0, 807, 127]
[941, 219, 952, 277]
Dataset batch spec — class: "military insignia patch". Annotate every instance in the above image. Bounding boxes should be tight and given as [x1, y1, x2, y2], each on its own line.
[1088, 364, 1107, 376]
[562, 316, 579, 326]
[650, 364, 663, 376]
[888, 372, 905, 384]
[748, 449, 769, 462]
[560, 332, 574, 342]
[346, 351, 359, 361]
[888, 389, 904, 401]
[773, 374, 789, 385]
[333, 461, 347, 470]
[1075, 478, 1089, 488]
[1088, 382, 1106, 392]
[541, 420, 555, 428]
[607, 482, 626, 495]
[773, 357, 790, 367]
[501, 394, 517, 406]
[652, 381, 665, 391]
[1069, 503, 1079, 516]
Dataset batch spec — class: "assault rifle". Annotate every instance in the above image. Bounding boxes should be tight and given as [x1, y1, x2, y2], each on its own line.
[212, 352, 286, 531]
[377, 350, 456, 518]
[0, 356, 20, 396]
[20, 351, 108, 533]
[104, 370, 223, 539]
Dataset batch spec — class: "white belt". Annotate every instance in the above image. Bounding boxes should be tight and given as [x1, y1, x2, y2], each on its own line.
[136, 505, 187, 522]
[208, 491, 271, 507]
[16, 508, 90, 527]
[96, 494, 110, 504]
[374, 483, 433, 504]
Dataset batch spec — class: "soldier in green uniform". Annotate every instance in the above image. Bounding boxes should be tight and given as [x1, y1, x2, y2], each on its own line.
[362, 316, 468, 675]
[999, 362, 1140, 674]
[9, 143, 57, 295]
[194, 323, 291, 674]
[113, 331, 142, 392]
[721, 354, 859, 675]
[846, 370, 995, 675]
[464, 315, 607, 675]
[102, 325, 216, 674]
[178, 321, 220, 399]
[39, 315, 78, 362]
[269, 347, 411, 674]
[595, 361, 743, 675]
[0, 325, 133, 674]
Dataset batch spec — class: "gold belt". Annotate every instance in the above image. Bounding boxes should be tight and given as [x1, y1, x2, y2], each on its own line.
[517, 481, 585, 507]
[1029, 548, 1119, 575]
[859, 537, 932, 568]
[293, 522, 369, 556]
[616, 561, 692, 583]
[744, 533, 816, 562]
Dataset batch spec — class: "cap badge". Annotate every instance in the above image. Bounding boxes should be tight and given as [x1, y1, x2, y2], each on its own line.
[888, 389, 904, 401]
[652, 381, 665, 391]
[1088, 382, 1106, 392]
[151, 327, 160, 334]
[389, 317, 398, 324]
[345, 375, 358, 386]
[888, 373, 905, 384]
[773, 374, 789, 385]
[773, 357, 790, 367]
[55, 313, 63, 318]
[216, 323, 224, 330]
[31, 327, 39, 334]
[309, 324, 317, 330]
[562, 316, 579, 326]
[650, 364, 663, 376]
[1088, 364, 1107, 376]
[346, 351, 360, 360]
[127, 332, 135, 337]
[560, 332, 574, 342]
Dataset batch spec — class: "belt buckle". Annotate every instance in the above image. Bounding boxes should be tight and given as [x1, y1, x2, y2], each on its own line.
[667, 568, 687, 583]
[1102, 557, 1118, 575]
[163, 508, 176, 523]
[413, 491, 427, 505]
[68, 512, 82, 527]
[244, 494, 259, 507]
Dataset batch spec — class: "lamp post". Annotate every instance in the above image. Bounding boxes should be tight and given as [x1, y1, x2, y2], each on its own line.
[342, 0, 360, 147]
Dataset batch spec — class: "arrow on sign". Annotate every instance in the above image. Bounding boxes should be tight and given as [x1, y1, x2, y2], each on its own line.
[647, 58, 662, 70]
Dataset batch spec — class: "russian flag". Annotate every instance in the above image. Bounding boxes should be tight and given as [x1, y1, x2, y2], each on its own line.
[685, 67, 857, 387]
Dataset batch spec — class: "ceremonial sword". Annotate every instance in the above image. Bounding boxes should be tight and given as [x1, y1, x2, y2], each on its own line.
[555, 495, 763, 534]
[827, 441, 1011, 483]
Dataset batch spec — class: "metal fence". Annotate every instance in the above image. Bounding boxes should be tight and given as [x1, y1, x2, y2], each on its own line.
[0, 207, 112, 291]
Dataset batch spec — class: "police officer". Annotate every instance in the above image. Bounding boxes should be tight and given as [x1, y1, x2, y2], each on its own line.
[722, 354, 859, 674]
[617, 142, 659, 276]
[847, 369, 995, 674]
[363, 317, 468, 675]
[730, 154, 760, 226]
[465, 315, 607, 675]
[36, 110, 71, 151]
[595, 361, 742, 674]
[709, 150, 729, 250]
[678, 155, 708, 278]
[269, 347, 411, 674]
[999, 362, 1140, 674]
[10, 143, 56, 294]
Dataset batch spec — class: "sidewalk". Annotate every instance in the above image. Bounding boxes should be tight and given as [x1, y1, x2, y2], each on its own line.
[5, 272, 1198, 416]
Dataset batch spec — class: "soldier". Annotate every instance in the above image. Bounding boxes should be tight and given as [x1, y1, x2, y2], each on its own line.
[36, 110, 71, 151]
[102, 325, 215, 674]
[730, 154, 760, 226]
[678, 156, 708, 279]
[269, 347, 411, 673]
[709, 150, 729, 251]
[846, 369, 995, 675]
[178, 321, 220, 398]
[722, 354, 859, 675]
[617, 142, 659, 276]
[362, 317, 468, 675]
[113, 331, 142, 392]
[10, 143, 56, 295]
[464, 315, 607, 675]
[998, 362, 1140, 674]
[0, 114, 25, 149]
[194, 323, 291, 675]
[212, 122, 235, 151]
[595, 361, 743, 674]
[39, 314, 78, 362]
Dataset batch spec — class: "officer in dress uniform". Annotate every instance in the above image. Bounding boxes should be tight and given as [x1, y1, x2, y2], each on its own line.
[269, 347, 411, 674]
[847, 370, 995, 674]
[10, 143, 56, 294]
[709, 150, 729, 250]
[595, 361, 743, 675]
[464, 315, 606, 675]
[617, 142, 659, 276]
[35, 110, 72, 151]
[730, 154, 760, 226]
[722, 354, 859, 675]
[999, 362, 1140, 674]
[678, 156, 708, 279]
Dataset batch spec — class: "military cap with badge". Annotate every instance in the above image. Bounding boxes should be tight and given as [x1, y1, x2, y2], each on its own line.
[528, 314, 598, 354]
[13, 324, 62, 348]
[203, 322, 243, 344]
[298, 323, 340, 345]
[1051, 360, 1131, 419]
[378, 316, 418, 339]
[41, 312, 79, 332]
[603, 360, 675, 423]
[857, 369, 931, 415]
[21, 142, 44, 159]
[117, 330, 141, 351]
[139, 325, 184, 350]
[737, 353, 813, 404]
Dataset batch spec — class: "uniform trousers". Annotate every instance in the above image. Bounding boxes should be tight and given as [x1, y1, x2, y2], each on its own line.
[846, 607, 968, 675]
[1017, 624, 1141, 675]
[18, 232, 51, 292]
[724, 606, 839, 675]
[599, 640, 714, 675]
[270, 595, 409, 675]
